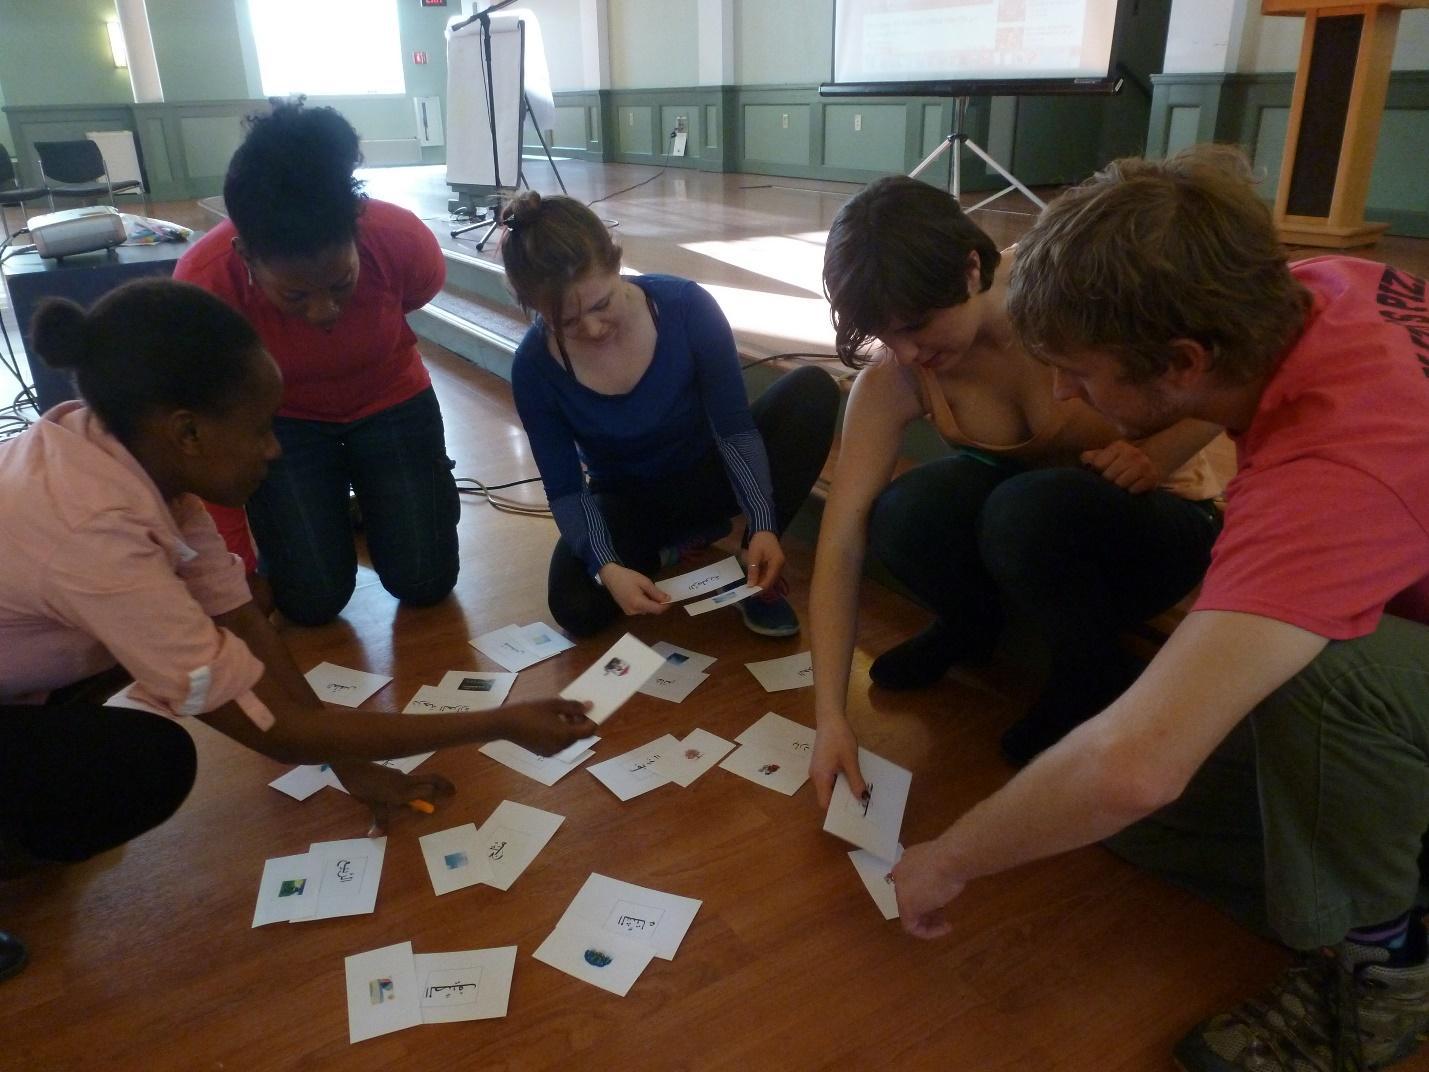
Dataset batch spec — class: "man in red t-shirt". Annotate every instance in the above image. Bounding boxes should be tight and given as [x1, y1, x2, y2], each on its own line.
[877, 146, 1429, 1070]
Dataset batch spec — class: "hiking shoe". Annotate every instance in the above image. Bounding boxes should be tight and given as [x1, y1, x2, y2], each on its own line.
[0, 932, 27, 983]
[1173, 920, 1429, 1071]
[738, 579, 800, 638]
[869, 621, 993, 690]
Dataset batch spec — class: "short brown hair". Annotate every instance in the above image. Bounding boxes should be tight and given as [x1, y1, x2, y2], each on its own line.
[822, 175, 1001, 368]
[1008, 144, 1311, 384]
[499, 192, 622, 338]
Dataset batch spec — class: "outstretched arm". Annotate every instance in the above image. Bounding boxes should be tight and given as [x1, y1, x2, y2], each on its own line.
[892, 609, 1326, 937]
[808, 360, 924, 808]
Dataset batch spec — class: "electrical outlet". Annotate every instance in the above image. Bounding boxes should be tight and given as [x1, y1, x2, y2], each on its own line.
[781, 113, 789, 129]
[854, 113, 862, 132]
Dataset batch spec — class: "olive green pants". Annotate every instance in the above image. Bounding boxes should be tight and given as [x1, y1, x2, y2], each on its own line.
[1104, 613, 1429, 950]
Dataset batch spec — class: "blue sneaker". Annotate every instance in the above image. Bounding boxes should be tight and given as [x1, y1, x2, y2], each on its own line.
[737, 581, 800, 638]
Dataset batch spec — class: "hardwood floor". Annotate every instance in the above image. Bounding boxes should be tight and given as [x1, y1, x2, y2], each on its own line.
[3, 170, 1428, 1071]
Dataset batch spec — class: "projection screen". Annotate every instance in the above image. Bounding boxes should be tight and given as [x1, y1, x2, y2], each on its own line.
[832, 0, 1121, 86]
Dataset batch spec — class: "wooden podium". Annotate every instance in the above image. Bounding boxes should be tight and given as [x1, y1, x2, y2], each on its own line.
[1263, 0, 1428, 248]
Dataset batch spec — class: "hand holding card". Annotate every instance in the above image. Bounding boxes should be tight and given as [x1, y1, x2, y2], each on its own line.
[492, 696, 597, 756]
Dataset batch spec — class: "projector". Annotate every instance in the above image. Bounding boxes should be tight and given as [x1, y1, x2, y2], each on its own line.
[27, 205, 127, 260]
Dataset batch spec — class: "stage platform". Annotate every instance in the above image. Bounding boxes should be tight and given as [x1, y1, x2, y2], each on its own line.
[355, 159, 1042, 383]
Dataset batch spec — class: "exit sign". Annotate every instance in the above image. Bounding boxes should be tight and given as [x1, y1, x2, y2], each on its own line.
[421, 0, 447, 6]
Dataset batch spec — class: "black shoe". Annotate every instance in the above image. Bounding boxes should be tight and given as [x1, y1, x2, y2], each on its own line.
[0, 932, 27, 982]
[869, 622, 992, 690]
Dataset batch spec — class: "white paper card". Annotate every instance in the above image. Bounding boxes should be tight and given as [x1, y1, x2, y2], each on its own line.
[376, 752, 433, 775]
[551, 735, 601, 764]
[414, 947, 517, 1023]
[533, 921, 653, 997]
[655, 555, 745, 601]
[305, 662, 391, 708]
[345, 941, 422, 1044]
[650, 641, 717, 675]
[736, 711, 817, 758]
[587, 736, 679, 801]
[649, 729, 736, 788]
[637, 666, 708, 704]
[719, 742, 810, 795]
[471, 624, 557, 673]
[435, 671, 517, 707]
[685, 583, 762, 616]
[480, 740, 593, 786]
[269, 763, 342, 801]
[419, 823, 491, 896]
[519, 622, 575, 658]
[558, 872, 702, 960]
[307, 837, 387, 920]
[104, 683, 165, 715]
[559, 633, 664, 725]
[745, 651, 815, 692]
[403, 685, 495, 715]
[475, 800, 565, 891]
[252, 852, 320, 927]
[822, 748, 912, 862]
[849, 845, 904, 920]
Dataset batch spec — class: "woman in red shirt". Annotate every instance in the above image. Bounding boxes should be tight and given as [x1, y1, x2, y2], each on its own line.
[175, 101, 459, 626]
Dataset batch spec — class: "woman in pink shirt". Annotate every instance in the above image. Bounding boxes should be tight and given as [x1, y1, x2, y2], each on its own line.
[175, 101, 459, 626]
[0, 280, 595, 981]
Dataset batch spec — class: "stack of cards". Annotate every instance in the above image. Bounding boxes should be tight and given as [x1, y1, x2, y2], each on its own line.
[479, 739, 595, 786]
[650, 555, 762, 616]
[718, 712, 816, 795]
[745, 651, 814, 692]
[345, 941, 517, 1043]
[305, 663, 392, 708]
[823, 748, 911, 919]
[533, 874, 701, 997]
[470, 622, 574, 672]
[418, 801, 563, 895]
[638, 642, 715, 703]
[252, 837, 386, 926]
[586, 729, 736, 800]
[403, 671, 517, 714]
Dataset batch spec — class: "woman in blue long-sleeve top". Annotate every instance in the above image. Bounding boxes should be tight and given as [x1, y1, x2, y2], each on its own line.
[500, 193, 838, 638]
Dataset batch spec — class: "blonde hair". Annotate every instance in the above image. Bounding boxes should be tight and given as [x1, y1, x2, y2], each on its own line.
[1007, 144, 1311, 384]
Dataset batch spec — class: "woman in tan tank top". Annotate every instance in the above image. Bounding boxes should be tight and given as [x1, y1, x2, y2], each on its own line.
[807, 176, 1226, 809]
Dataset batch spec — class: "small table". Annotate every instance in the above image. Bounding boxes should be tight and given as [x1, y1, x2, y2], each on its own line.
[2, 237, 200, 413]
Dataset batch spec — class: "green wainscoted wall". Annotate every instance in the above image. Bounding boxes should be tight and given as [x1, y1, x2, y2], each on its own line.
[537, 83, 1131, 190]
[1147, 70, 1429, 237]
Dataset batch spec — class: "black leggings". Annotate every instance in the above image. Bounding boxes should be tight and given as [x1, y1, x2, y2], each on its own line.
[548, 365, 840, 636]
[0, 702, 196, 863]
[869, 454, 1222, 730]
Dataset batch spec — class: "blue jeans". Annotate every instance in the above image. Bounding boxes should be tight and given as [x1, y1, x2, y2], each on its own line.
[247, 387, 460, 626]
[869, 454, 1222, 735]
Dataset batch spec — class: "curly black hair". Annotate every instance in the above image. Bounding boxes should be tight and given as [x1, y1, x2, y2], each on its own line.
[223, 98, 367, 261]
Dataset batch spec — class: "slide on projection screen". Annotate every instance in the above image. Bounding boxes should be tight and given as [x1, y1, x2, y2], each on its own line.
[833, 0, 1119, 85]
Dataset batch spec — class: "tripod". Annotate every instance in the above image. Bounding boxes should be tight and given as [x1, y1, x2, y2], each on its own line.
[909, 96, 1045, 214]
[448, 1, 568, 250]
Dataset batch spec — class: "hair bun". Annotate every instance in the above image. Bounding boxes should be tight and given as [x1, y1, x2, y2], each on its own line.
[29, 298, 89, 371]
[503, 190, 543, 232]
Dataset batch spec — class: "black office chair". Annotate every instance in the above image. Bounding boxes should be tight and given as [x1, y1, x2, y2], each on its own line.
[35, 138, 144, 211]
[0, 144, 49, 241]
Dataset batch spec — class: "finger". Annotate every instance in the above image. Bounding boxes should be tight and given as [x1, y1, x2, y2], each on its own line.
[845, 762, 868, 800]
[904, 912, 953, 940]
[1079, 447, 1110, 471]
[367, 801, 392, 837]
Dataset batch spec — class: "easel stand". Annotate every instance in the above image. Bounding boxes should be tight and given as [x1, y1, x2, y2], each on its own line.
[450, 91, 568, 250]
[448, 1, 568, 250]
[908, 97, 1046, 213]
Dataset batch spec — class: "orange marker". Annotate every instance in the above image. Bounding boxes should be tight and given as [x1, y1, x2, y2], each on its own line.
[406, 799, 435, 815]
